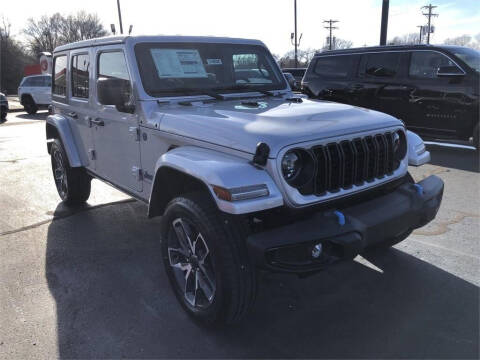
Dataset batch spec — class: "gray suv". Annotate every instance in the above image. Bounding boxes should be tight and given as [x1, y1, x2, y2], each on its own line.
[46, 35, 443, 324]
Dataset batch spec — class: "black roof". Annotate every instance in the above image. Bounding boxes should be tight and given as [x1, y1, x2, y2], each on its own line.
[314, 44, 466, 56]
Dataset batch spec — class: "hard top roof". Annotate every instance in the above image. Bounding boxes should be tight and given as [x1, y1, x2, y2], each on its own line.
[54, 35, 265, 53]
[314, 44, 469, 56]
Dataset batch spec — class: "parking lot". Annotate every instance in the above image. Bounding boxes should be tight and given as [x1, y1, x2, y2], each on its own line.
[0, 111, 479, 359]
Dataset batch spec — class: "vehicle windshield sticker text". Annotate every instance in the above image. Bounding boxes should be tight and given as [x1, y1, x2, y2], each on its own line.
[207, 58, 222, 65]
[150, 49, 207, 78]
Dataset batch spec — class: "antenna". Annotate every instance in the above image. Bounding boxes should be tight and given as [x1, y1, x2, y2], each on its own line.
[128, 25, 133, 35]
[110, 24, 116, 35]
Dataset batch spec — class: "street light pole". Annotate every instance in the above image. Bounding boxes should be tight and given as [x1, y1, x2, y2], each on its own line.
[117, 0, 124, 35]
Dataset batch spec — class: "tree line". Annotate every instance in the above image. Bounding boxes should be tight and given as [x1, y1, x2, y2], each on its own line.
[0, 12, 107, 94]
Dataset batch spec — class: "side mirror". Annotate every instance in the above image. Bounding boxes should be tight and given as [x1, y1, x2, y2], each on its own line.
[97, 77, 135, 113]
[437, 65, 464, 77]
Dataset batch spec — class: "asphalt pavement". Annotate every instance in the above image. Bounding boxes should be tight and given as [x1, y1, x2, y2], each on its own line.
[0, 111, 479, 359]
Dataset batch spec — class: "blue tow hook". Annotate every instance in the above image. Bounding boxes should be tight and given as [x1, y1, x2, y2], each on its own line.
[334, 210, 346, 226]
[413, 183, 424, 196]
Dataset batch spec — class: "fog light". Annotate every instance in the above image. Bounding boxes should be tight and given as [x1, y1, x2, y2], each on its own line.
[312, 243, 323, 258]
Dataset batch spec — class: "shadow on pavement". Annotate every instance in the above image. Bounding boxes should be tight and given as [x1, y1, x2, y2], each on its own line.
[16, 112, 49, 121]
[46, 201, 479, 359]
[427, 144, 479, 173]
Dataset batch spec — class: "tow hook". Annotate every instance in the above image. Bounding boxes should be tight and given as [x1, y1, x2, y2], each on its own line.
[413, 183, 424, 195]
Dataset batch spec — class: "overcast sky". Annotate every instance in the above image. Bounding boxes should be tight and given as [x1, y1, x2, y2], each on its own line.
[2, 0, 479, 55]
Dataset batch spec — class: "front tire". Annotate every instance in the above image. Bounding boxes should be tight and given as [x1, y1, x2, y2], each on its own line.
[50, 139, 91, 205]
[161, 192, 256, 324]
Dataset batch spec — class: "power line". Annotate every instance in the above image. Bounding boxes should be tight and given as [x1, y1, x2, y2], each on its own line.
[422, 3, 438, 44]
[323, 19, 339, 50]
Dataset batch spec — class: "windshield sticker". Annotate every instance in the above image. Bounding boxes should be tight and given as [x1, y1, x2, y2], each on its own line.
[150, 49, 207, 78]
[206, 58, 222, 65]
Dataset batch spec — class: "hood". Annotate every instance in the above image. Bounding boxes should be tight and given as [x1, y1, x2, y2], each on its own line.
[157, 98, 402, 157]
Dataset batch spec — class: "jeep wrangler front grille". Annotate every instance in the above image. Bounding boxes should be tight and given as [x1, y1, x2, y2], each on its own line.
[310, 132, 397, 195]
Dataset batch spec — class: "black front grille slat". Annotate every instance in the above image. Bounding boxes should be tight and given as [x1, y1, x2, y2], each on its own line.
[309, 131, 402, 196]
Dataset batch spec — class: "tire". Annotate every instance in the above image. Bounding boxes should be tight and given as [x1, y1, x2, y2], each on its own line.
[23, 96, 38, 115]
[50, 139, 91, 205]
[161, 192, 256, 324]
[0, 109, 6, 122]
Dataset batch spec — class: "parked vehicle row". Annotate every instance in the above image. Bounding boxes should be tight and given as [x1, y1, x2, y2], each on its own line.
[46, 35, 442, 324]
[301, 45, 480, 149]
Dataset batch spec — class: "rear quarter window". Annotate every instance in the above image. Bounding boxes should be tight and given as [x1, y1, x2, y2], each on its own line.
[313, 55, 353, 78]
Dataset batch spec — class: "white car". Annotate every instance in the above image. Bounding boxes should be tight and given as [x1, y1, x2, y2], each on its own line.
[18, 75, 52, 114]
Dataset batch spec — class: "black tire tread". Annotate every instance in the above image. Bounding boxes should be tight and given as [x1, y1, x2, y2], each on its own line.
[162, 192, 256, 324]
[51, 139, 91, 205]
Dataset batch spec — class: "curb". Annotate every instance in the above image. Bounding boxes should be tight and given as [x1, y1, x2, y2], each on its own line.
[8, 108, 25, 113]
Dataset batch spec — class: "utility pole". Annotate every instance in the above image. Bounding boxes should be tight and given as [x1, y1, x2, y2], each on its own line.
[117, 0, 124, 35]
[379, 0, 389, 45]
[417, 25, 423, 44]
[323, 19, 339, 50]
[422, 3, 438, 44]
[291, 0, 302, 68]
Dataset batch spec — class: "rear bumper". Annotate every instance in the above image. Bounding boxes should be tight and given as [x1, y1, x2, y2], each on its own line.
[246, 175, 444, 273]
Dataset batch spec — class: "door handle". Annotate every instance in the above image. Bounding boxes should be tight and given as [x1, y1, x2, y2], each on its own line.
[67, 111, 78, 119]
[90, 118, 105, 126]
[351, 84, 364, 89]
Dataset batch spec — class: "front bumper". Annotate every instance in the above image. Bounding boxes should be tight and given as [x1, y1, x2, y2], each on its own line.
[247, 175, 444, 273]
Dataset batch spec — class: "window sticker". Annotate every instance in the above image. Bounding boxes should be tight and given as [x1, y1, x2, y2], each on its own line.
[207, 58, 222, 65]
[150, 49, 207, 78]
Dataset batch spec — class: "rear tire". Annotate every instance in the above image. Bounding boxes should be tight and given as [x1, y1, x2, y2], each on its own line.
[161, 192, 256, 324]
[50, 139, 91, 205]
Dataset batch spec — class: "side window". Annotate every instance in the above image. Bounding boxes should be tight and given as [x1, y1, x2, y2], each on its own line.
[53, 55, 67, 96]
[98, 51, 130, 80]
[360, 52, 399, 78]
[409, 51, 456, 78]
[314, 56, 352, 78]
[71, 54, 90, 98]
[97, 51, 131, 107]
[22, 78, 34, 86]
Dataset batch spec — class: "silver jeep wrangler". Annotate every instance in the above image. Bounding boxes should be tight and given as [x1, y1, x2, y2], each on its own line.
[46, 35, 443, 324]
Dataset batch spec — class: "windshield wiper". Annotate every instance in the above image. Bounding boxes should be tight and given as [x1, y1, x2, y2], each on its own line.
[154, 88, 226, 101]
[212, 85, 278, 97]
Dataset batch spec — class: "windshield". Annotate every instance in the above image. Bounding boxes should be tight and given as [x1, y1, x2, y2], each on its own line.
[135, 42, 287, 97]
[451, 47, 480, 73]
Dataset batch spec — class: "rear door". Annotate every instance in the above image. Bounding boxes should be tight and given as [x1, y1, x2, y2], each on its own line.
[91, 47, 142, 192]
[68, 49, 96, 170]
[353, 51, 410, 121]
[404, 50, 469, 138]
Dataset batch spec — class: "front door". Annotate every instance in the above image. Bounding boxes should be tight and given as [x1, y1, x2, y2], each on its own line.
[91, 48, 142, 192]
[405, 50, 468, 139]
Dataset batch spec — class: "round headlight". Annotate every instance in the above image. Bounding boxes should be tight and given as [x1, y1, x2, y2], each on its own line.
[282, 150, 302, 181]
[281, 149, 315, 189]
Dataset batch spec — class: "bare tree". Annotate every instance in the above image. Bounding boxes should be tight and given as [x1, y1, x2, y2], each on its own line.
[60, 11, 107, 44]
[319, 38, 353, 52]
[24, 13, 64, 55]
[388, 33, 420, 45]
[443, 35, 472, 46]
[24, 12, 108, 55]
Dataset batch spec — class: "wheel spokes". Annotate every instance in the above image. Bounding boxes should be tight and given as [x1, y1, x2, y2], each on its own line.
[193, 233, 210, 264]
[196, 267, 215, 302]
[184, 267, 196, 306]
[172, 218, 194, 253]
[168, 247, 190, 271]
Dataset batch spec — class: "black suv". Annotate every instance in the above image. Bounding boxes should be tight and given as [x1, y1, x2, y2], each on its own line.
[302, 45, 479, 148]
